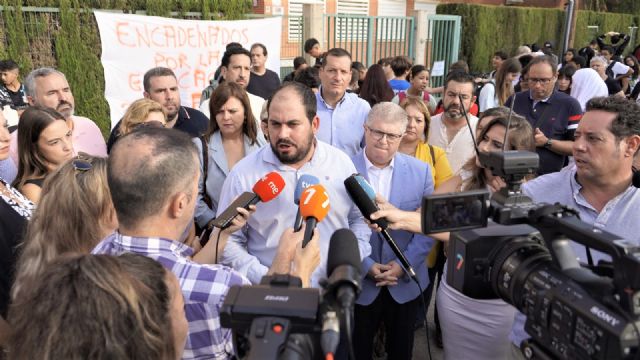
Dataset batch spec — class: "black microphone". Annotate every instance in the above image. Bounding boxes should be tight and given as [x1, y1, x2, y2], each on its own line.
[343, 175, 418, 283]
[325, 228, 362, 310]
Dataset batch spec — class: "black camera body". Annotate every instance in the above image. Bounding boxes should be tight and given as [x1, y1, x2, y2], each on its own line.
[421, 150, 640, 359]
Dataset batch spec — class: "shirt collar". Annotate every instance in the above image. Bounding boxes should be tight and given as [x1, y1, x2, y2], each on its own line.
[112, 231, 194, 257]
[363, 147, 395, 171]
[317, 86, 347, 109]
[570, 165, 637, 211]
[529, 90, 554, 105]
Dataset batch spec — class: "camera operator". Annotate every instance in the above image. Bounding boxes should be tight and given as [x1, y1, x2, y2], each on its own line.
[509, 95, 640, 357]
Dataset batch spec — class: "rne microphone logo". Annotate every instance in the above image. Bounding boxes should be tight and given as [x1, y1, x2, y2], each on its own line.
[456, 254, 464, 270]
[268, 181, 279, 194]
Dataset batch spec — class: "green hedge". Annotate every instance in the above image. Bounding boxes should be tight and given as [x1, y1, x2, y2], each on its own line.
[436, 4, 639, 74]
[0, 0, 252, 137]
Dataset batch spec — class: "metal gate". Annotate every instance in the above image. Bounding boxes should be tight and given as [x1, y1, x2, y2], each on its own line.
[426, 14, 461, 89]
[324, 14, 414, 66]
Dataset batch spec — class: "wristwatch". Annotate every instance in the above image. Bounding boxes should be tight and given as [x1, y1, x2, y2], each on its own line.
[544, 139, 553, 148]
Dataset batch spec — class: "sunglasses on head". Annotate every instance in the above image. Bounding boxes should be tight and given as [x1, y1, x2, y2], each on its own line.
[72, 152, 93, 173]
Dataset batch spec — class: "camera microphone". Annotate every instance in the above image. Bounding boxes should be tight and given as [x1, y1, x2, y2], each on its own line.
[344, 174, 418, 283]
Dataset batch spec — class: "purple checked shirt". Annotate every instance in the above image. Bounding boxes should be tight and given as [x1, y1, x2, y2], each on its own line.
[92, 232, 250, 359]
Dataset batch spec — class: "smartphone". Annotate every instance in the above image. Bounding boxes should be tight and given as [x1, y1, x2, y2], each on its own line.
[211, 192, 260, 230]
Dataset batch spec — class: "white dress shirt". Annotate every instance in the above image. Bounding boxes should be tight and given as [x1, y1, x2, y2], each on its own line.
[363, 149, 394, 200]
[217, 140, 372, 286]
[428, 113, 478, 175]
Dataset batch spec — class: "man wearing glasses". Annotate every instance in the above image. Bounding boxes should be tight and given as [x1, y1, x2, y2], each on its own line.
[427, 72, 478, 174]
[506, 55, 583, 175]
[350, 102, 434, 360]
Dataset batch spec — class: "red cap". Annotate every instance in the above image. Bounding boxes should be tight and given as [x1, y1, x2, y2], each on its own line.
[252, 171, 286, 202]
[299, 184, 330, 222]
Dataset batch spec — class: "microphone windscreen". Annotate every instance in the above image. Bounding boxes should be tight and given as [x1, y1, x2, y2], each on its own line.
[327, 229, 361, 275]
[344, 175, 388, 228]
[253, 171, 286, 202]
[299, 184, 330, 222]
[354, 174, 376, 200]
[294, 174, 320, 204]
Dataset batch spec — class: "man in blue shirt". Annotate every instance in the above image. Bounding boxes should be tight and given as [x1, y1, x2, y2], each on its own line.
[506, 56, 583, 175]
[510, 96, 640, 355]
[388, 56, 411, 94]
[316, 48, 371, 158]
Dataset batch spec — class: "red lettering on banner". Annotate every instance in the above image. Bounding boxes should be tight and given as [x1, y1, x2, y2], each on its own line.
[115, 22, 135, 47]
[128, 73, 141, 92]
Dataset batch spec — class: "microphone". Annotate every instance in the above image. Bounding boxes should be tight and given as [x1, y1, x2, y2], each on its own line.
[293, 175, 320, 232]
[344, 174, 418, 283]
[299, 184, 330, 248]
[325, 228, 362, 309]
[211, 171, 285, 229]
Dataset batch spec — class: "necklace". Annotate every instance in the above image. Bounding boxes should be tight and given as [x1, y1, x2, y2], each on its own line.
[0, 182, 30, 209]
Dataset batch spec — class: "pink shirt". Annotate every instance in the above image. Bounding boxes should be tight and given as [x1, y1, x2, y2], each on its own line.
[9, 115, 107, 165]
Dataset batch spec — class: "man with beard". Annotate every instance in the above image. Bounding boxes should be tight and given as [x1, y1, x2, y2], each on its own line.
[506, 56, 583, 175]
[216, 82, 372, 286]
[9, 67, 107, 165]
[107, 67, 209, 152]
[427, 72, 478, 174]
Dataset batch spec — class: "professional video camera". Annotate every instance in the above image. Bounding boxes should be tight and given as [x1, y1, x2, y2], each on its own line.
[220, 229, 362, 360]
[421, 150, 640, 359]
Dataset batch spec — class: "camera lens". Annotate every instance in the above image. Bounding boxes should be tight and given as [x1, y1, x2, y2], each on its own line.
[489, 236, 551, 309]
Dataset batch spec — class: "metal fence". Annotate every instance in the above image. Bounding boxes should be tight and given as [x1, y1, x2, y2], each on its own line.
[324, 14, 415, 67]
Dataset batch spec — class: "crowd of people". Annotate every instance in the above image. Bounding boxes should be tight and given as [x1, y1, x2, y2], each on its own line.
[0, 31, 639, 360]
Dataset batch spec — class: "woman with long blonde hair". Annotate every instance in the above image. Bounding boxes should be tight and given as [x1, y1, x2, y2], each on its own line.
[12, 154, 115, 299]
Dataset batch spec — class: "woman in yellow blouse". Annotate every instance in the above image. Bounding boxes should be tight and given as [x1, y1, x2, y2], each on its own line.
[398, 97, 452, 340]
[399, 97, 453, 188]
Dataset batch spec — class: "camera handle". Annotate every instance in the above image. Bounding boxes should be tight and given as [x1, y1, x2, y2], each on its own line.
[244, 316, 291, 360]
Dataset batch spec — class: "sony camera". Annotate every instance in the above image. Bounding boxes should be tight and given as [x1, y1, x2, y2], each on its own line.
[421, 150, 640, 359]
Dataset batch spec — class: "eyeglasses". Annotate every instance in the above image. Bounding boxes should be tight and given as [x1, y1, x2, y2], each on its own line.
[72, 152, 93, 174]
[366, 126, 403, 142]
[527, 78, 554, 85]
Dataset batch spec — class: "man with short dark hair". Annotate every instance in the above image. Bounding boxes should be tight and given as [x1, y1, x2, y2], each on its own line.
[510, 96, 640, 354]
[506, 55, 583, 175]
[304, 38, 323, 67]
[316, 48, 371, 158]
[427, 72, 478, 174]
[0, 60, 27, 112]
[107, 67, 208, 152]
[567, 54, 586, 69]
[93, 127, 319, 359]
[246, 43, 281, 100]
[283, 56, 308, 83]
[199, 47, 265, 129]
[218, 82, 371, 286]
[389, 56, 412, 94]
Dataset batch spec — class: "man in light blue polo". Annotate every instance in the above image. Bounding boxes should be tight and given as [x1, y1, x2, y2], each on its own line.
[316, 48, 371, 158]
[510, 96, 640, 357]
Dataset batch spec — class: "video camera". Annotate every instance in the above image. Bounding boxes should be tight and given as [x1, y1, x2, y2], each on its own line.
[220, 229, 362, 360]
[421, 150, 640, 359]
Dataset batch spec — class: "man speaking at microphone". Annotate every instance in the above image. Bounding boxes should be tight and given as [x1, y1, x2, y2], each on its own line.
[350, 102, 434, 360]
[217, 82, 371, 286]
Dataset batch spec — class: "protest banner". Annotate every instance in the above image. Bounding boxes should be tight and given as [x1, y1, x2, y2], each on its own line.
[94, 11, 281, 127]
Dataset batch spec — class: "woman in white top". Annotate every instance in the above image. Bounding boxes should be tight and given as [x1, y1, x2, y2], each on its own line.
[435, 113, 535, 360]
[478, 58, 522, 115]
[570, 68, 609, 112]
